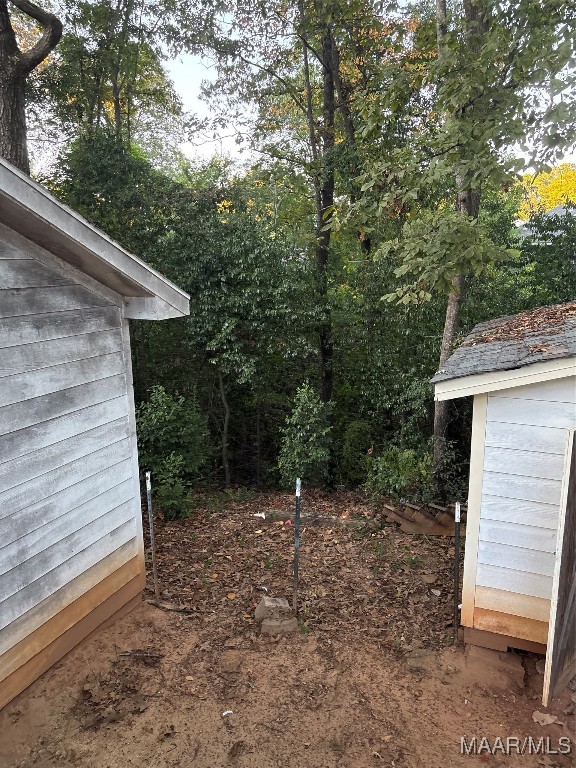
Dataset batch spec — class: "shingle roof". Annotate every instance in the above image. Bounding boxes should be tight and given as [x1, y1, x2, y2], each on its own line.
[431, 302, 576, 383]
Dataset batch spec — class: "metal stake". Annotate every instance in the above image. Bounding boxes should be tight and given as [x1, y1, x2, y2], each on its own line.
[292, 477, 301, 615]
[453, 500, 461, 643]
[146, 471, 161, 606]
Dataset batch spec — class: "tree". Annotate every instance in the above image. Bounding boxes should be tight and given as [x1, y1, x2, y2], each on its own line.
[0, 0, 62, 172]
[519, 163, 576, 219]
[355, 0, 576, 482]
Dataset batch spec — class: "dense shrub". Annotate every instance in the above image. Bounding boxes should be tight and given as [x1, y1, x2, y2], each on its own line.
[365, 445, 434, 505]
[136, 385, 211, 518]
[278, 383, 333, 489]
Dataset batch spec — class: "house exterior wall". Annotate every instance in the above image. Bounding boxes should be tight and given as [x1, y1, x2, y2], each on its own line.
[463, 377, 576, 644]
[0, 238, 145, 709]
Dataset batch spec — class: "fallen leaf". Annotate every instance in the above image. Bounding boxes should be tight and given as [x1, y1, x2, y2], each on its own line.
[532, 710, 558, 726]
[227, 593, 237, 599]
[210, 573, 219, 580]
[185, 675, 193, 681]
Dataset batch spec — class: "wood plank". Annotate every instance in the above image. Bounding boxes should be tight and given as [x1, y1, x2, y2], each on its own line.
[476, 562, 553, 600]
[474, 586, 550, 623]
[496, 377, 576, 404]
[0, 474, 134, 547]
[0, 260, 72, 289]
[464, 626, 546, 654]
[0, 577, 142, 710]
[543, 429, 576, 706]
[0, 539, 139, 657]
[483, 446, 565, 481]
[485, 421, 568, 455]
[0, 353, 124, 409]
[0, 374, 126, 436]
[0, 442, 132, 518]
[0, 521, 138, 628]
[477, 540, 555, 577]
[488, 394, 576, 430]
[0, 285, 110, 319]
[461, 394, 488, 627]
[0, 306, 121, 349]
[478, 518, 558, 553]
[0, 504, 136, 601]
[435, 359, 576, 401]
[0, 556, 142, 685]
[481, 495, 559, 530]
[473, 607, 549, 644]
[2, 396, 128, 465]
[0, 240, 32, 259]
[0, 328, 123, 378]
[0, 418, 129, 495]
[0, 495, 136, 579]
[481, 471, 562, 507]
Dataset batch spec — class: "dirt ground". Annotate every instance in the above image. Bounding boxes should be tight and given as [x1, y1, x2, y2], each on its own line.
[1, 491, 575, 768]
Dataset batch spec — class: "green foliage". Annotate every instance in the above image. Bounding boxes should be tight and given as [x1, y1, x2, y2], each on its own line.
[365, 445, 434, 505]
[136, 385, 211, 517]
[278, 383, 333, 488]
[338, 420, 373, 487]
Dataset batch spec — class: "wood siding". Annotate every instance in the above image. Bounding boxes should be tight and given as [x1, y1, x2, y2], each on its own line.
[471, 377, 576, 642]
[0, 242, 144, 703]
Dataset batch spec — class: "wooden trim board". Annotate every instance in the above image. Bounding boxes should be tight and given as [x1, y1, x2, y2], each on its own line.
[473, 607, 549, 645]
[464, 627, 546, 655]
[434, 359, 576, 401]
[461, 393, 487, 627]
[0, 574, 143, 710]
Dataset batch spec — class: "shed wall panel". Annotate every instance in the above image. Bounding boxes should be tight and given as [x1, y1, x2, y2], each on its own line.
[0, 241, 144, 703]
[472, 377, 576, 641]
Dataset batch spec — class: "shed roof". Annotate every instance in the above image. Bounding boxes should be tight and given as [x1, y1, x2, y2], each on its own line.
[432, 302, 576, 389]
[0, 157, 189, 319]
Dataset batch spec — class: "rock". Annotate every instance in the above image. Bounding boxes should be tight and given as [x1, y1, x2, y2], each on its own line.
[255, 596, 292, 622]
[261, 617, 299, 635]
[465, 645, 525, 688]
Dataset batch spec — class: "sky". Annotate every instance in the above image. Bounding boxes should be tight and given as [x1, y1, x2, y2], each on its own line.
[165, 54, 243, 160]
[165, 53, 576, 169]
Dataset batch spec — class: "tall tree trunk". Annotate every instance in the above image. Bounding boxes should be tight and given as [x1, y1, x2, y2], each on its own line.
[316, 29, 336, 404]
[218, 371, 231, 486]
[0, 0, 62, 174]
[433, 0, 486, 478]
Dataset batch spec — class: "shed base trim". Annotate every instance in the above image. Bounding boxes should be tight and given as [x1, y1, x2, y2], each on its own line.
[464, 626, 547, 655]
[0, 572, 143, 711]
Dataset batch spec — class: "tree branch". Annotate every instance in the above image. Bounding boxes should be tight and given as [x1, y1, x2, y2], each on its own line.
[9, 0, 62, 74]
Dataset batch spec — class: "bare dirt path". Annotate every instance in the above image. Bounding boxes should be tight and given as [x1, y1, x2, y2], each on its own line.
[1, 491, 574, 768]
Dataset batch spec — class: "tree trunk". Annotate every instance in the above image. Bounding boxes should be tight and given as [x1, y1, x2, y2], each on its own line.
[316, 30, 336, 404]
[0, 0, 62, 174]
[218, 371, 231, 486]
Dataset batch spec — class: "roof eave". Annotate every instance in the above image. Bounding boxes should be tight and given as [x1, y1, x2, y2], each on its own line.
[434, 356, 576, 401]
[0, 158, 189, 319]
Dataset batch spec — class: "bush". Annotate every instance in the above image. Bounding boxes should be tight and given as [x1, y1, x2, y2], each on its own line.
[136, 385, 211, 518]
[278, 383, 332, 489]
[365, 445, 433, 505]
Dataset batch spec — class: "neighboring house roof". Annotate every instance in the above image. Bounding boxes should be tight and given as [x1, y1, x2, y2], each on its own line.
[0, 157, 189, 319]
[432, 303, 576, 400]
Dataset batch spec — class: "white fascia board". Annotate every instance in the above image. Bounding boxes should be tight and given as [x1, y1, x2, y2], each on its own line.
[434, 357, 576, 401]
[0, 158, 189, 319]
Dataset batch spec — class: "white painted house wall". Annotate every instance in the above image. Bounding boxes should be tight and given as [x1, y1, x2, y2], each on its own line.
[472, 377, 576, 639]
[0, 237, 143, 677]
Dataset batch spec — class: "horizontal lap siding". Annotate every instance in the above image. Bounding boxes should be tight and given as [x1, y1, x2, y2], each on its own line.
[474, 377, 576, 635]
[0, 246, 142, 668]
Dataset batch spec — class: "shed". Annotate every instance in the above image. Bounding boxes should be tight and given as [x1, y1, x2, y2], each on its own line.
[0, 158, 189, 710]
[433, 303, 576, 704]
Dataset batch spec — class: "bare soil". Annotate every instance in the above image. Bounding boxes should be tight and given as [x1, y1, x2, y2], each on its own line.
[1, 491, 575, 768]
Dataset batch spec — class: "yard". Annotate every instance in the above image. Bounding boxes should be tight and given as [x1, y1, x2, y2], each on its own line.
[1, 491, 574, 768]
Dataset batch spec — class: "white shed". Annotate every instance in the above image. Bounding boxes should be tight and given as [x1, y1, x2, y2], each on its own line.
[0, 158, 189, 709]
[433, 303, 576, 704]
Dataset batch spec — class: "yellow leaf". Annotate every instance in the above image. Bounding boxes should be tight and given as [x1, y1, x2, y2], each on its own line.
[210, 573, 219, 580]
[227, 593, 237, 599]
